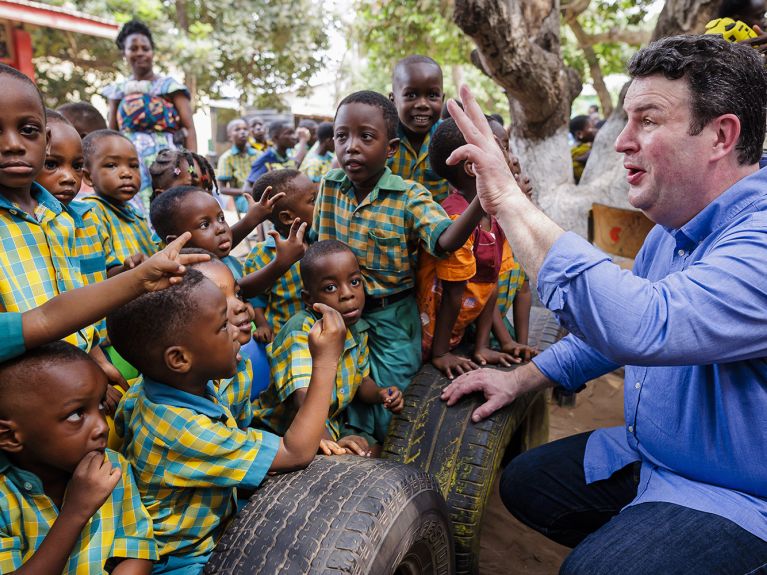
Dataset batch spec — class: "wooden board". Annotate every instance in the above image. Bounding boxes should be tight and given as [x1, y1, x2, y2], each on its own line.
[589, 202, 655, 259]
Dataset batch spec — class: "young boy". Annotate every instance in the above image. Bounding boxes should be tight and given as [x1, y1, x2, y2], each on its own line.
[0, 341, 157, 573]
[419, 118, 519, 378]
[247, 117, 268, 154]
[216, 118, 260, 212]
[244, 121, 300, 189]
[0, 64, 95, 353]
[569, 114, 597, 183]
[81, 130, 157, 269]
[244, 169, 316, 341]
[388, 55, 451, 203]
[110, 269, 346, 573]
[252, 240, 402, 456]
[300, 122, 336, 183]
[314, 90, 483, 442]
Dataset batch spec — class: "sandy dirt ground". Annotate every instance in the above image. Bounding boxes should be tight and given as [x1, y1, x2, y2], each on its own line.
[478, 370, 626, 574]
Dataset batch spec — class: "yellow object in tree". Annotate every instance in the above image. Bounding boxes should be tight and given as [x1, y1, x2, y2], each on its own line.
[705, 18, 757, 43]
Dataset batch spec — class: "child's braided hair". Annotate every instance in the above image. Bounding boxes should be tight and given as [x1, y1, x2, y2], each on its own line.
[149, 148, 219, 204]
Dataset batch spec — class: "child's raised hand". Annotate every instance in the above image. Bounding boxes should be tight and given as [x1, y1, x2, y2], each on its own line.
[338, 435, 372, 457]
[247, 185, 287, 225]
[63, 451, 121, 521]
[135, 232, 211, 292]
[104, 383, 124, 416]
[254, 324, 273, 343]
[296, 127, 311, 144]
[270, 218, 307, 268]
[501, 342, 539, 363]
[432, 351, 479, 380]
[122, 252, 147, 271]
[319, 438, 348, 456]
[473, 347, 520, 368]
[379, 386, 404, 414]
[307, 302, 345, 365]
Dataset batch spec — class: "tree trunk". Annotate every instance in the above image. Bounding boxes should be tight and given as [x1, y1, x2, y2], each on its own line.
[453, 0, 722, 237]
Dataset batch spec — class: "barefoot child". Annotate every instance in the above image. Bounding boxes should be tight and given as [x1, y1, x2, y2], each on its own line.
[252, 240, 403, 456]
[110, 269, 345, 574]
[0, 342, 157, 572]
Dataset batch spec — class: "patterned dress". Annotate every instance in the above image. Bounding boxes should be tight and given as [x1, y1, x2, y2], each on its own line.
[102, 76, 190, 214]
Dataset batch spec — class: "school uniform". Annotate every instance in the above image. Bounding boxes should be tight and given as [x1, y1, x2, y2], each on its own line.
[217, 144, 260, 212]
[388, 122, 451, 203]
[81, 195, 156, 264]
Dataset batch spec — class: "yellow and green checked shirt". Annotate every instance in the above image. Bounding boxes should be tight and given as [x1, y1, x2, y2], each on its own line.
[116, 376, 279, 561]
[216, 144, 260, 189]
[0, 183, 94, 351]
[81, 195, 156, 265]
[387, 122, 451, 203]
[217, 358, 256, 429]
[243, 234, 303, 334]
[313, 168, 451, 298]
[0, 450, 157, 574]
[252, 310, 369, 440]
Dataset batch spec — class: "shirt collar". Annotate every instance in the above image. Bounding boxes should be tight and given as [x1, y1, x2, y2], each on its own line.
[323, 167, 408, 199]
[670, 167, 767, 248]
[0, 452, 46, 494]
[142, 377, 226, 419]
[92, 195, 143, 222]
[230, 143, 254, 155]
[397, 121, 440, 155]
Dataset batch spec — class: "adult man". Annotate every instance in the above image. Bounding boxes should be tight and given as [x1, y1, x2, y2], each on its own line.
[442, 35, 767, 573]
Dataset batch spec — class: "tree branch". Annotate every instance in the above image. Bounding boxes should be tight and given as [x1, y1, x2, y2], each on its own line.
[566, 17, 613, 116]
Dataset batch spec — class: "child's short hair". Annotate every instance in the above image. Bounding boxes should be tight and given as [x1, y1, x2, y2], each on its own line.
[428, 118, 467, 187]
[44, 109, 70, 125]
[226, 118, 247, 133]
[569, 115, 590, 138]
[116, 19, 154, 50]
[57, 102, 107, 133]
[252, 169, 305, 232]
[268, 121, 291, 141]
[149, 185, 206, 240]
[335, 91, 398, 141]
[0, 63, 45, 112]
[82, 129, 131, 165]
[392, 54, 441, 83]
[317, 122, 334, 142]
[107, 268, 207, 372]
[0, 341, 91, 414]
[300, 240, 354, 292]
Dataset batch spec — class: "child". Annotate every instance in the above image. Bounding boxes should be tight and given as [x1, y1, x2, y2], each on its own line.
[0, 341, 157, 572]
[418, 118, 518, 378]
[0, 64, 95, 353]
[247, 116, 268, 153]
[569, 114, 597, 183]
[110, 269, 346, 573]
[57, 101, 108, 139]
[300, 121, 336, 183]
[244, 169, 316, 341]
[244, 121, 299, 189]
[388, 55, 451, 203]
[253, 240, 403, 456]
[216, 118, 260, 212]
[149, 148, 225, 208]
[314, 90, 483, 442]
[81, 130, 157, 268]
[0, 231, 210, 362]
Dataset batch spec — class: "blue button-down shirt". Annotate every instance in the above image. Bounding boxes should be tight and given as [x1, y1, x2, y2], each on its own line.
[533, 167, 767, 541]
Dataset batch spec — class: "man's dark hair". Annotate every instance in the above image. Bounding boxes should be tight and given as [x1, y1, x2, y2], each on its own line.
[107, 268, 208, 373]
[428, 118, 468, 187]
[0, 63, 45, 114]
[57, 102, 107, 134]
[252, 169, 305, 233]
[116, 19, 154, 50]
[392, 55, 442, 84]
[317, 122, 334, 141]
[336, 91, 399, 140]
[82, 129, 132, 166]
[149, 185, 207, 240]
[300, 240, 355, 292]
[268, 121, 291, 140]
[628, 34, 767, 165]
[569, 115, 590, 138]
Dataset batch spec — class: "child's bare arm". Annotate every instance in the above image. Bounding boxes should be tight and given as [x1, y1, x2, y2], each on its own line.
[512, 280, 532, 346]
[356, 377, 403, 412]
[21, 233, 208, 352]
[431, 280, 478, 379]
[251, 307, 273, 343]
[110, 559, 153, 575]
[436, 197, 485, 253]
[239, 220, 306, 299]
[230, 186, 286, 248]
[270, 303, 345, 471]
[10, 452, 120, 575]
[473, 287, 518, 368]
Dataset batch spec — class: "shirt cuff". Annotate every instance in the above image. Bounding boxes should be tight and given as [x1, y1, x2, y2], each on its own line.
[0, 312, 25, 362]
[241, 431, 280, 488]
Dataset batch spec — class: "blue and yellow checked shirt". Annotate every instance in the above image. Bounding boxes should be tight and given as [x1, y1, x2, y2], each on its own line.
[217, 145, 259, 189]
[243, 234, 303, 334]
[116, 376, 279, 560]
[313, 168, 451, 298]
[301, 150, 335, 183]
[246, 148, 293, 185]
[387, 122, 451, 203]
[0, 183, 94, 351]
[0, 450, 157, 573]
[81, 195, 156, 264]
[252, 309, 369, 440]
[216, 358, 255, 429]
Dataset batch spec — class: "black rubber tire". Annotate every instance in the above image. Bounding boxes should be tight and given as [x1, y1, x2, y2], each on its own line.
[382, 365, 544, 575]
[205, 455, 455, 575]
[527, 305, 567, 352]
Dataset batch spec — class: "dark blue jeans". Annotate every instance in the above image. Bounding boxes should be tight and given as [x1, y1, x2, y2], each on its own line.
[500, 432, 767, 574]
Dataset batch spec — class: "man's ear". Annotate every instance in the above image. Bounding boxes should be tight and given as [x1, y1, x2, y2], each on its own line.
[710, 113, 741, 162]
[0, 419, 22, 453]
[387, 138, 400, 159]
[165, 346, 192, 374]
